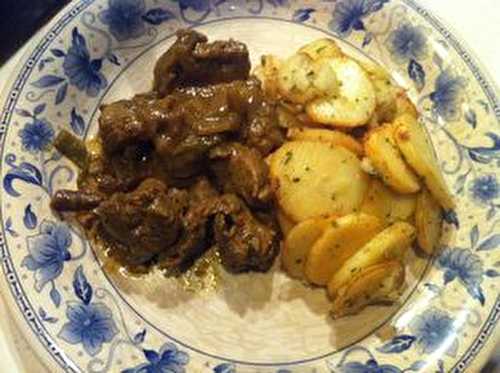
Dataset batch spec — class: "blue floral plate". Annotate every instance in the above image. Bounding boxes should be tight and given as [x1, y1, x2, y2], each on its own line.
[1, 1, 499, 372]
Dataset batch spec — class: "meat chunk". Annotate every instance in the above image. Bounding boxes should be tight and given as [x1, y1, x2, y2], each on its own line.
[96, 179, 188, 265]
[153, 29, 251, 97]
[213, 195, 280, 273]
[210, 143, 273, 207]
[51, 190, 103, 212]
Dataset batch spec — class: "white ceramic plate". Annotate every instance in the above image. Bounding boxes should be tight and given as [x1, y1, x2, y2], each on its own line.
[1, 1, 499, 372]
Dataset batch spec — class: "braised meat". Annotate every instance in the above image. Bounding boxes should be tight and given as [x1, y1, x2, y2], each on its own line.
[96, 179, 188, 265]
[51, 30, 283, 275]
[153, 30, 251, 97]
[210, 142, 273, 208]
[213, 195, 280, 273]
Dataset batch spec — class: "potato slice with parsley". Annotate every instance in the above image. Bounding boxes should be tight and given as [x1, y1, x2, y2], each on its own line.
[327, 222, 416, 298]
[270, 141, 369, 222]
[255, 54, 283, 100]
[415, 188, 443, 255]
[364, 124, 421, 194]
[331, 260, 405, 319]
[282, 217, 332, 279]
[361, 179, 417, 226]
[304, 213, 383, 286]
[287, 127, 364, 156]
[393, 114, 454, 209]
[306, 57, 376, 127]
[299, 38, 344, 61]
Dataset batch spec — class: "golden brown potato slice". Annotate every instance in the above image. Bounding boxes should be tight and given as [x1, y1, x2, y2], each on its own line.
[299, 38, 344, 61]
[277, 210, 296, 236]
[327, 221, 416, 298]
[331, 260, 405, 319]
[361, 179, 417, 226]
[270, 141, 369, 222]
[287, 127, 364, 156]
[304, 213, 383, 286]
[281, 217, 332, 279]
[364, 125, 421, 194]
[306, 57, 376, 127]
[393, 114, 454, 209]
[395, 93, 418, 119]
[415, 188, 443, 255]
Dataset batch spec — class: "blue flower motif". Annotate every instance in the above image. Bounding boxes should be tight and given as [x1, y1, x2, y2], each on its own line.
[409, 307, 456, 354]
[123, 342, 189, 373]
[329, 0, 389, 36]
[430, 69, 465, 121]
[470, 174, 499, 204]
[22, 221, 72, 292]
[58, 302, 118, 356]
[18, 118, 54, 154]
[179, 0, 210, 12]
[438, 247, 483, 287]
[339, 358, 401, 373]
[63, 28, 107, 97]
[388, 23, 427, 62]
[99, 0, 147, 41]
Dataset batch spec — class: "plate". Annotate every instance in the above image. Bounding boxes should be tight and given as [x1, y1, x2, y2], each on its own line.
[1, 1, 499, 372]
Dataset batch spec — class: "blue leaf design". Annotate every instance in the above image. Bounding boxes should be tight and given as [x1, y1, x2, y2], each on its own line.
[38, 307, 58, 323]
[424, 282, 442, 294]
[3, 162, 43, 197]
[142, 8, 176, 25]
[15, 109, 32, 118]
[464, 109, 477, 129]
[39, 307, 46, 319]
[70, 108, 85, 136]
[292, 8, 315, 22]
[73, 266, 93, 305]
[408, 59, 425, 91]
[362, 32, 374, 48]
[444, 270, 457, 284]
[55, 82, 68, 105]
[5, 217, 18, 237]
[23, 204, 37, 230]
[485, 269, 500, 277]
[470, 225, 479, 248]
[408, 360, 426, 371]
[143, 349, 158, 361]
[468, 149, 491, 164]
[487, 206, 497, 221]
[377, 334, 416, 353]
[33, 103, 46, 116]
[213, 363, 236, 373]
[442, 209, 459, 228]
[50, 287, 61, 307]
[51, 49, 66, 57]
[467, 285, 485, 305]
[31, 75, 65, 88]
[477, 234, 500, 251]
[107, 53, 120, 66]
[478, 99, 490, 113]
[133, 329, 147, 344]
[38, 57, 54, 72]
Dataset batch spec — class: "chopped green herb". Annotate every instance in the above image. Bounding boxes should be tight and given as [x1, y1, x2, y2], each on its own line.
[316, 46, 327, 53]
[292, 177, 301, 183]
[284, 151, 293, 165]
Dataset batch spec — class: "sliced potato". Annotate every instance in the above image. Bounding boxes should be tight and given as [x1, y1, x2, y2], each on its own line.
[364, 125, 421, 194]
[306, 57, 376, 127]
[395, 93, 418, 119]
[415, 188, 443, 255]
[278, 53, 339, 104]
[282, 217, 332, 279]
[287, 128, 364, 156]
[327, 222, 416, 297]
[331, 260, 405, 319]
[256, 54, 283, 100]
[299, 38, 344, 61]
[277, 210, 296, 236]
[361, 179, 417, 226]
[393, 114, 454, 208]
[304, 213, 383, 285]
[270, 141, 369, 222]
